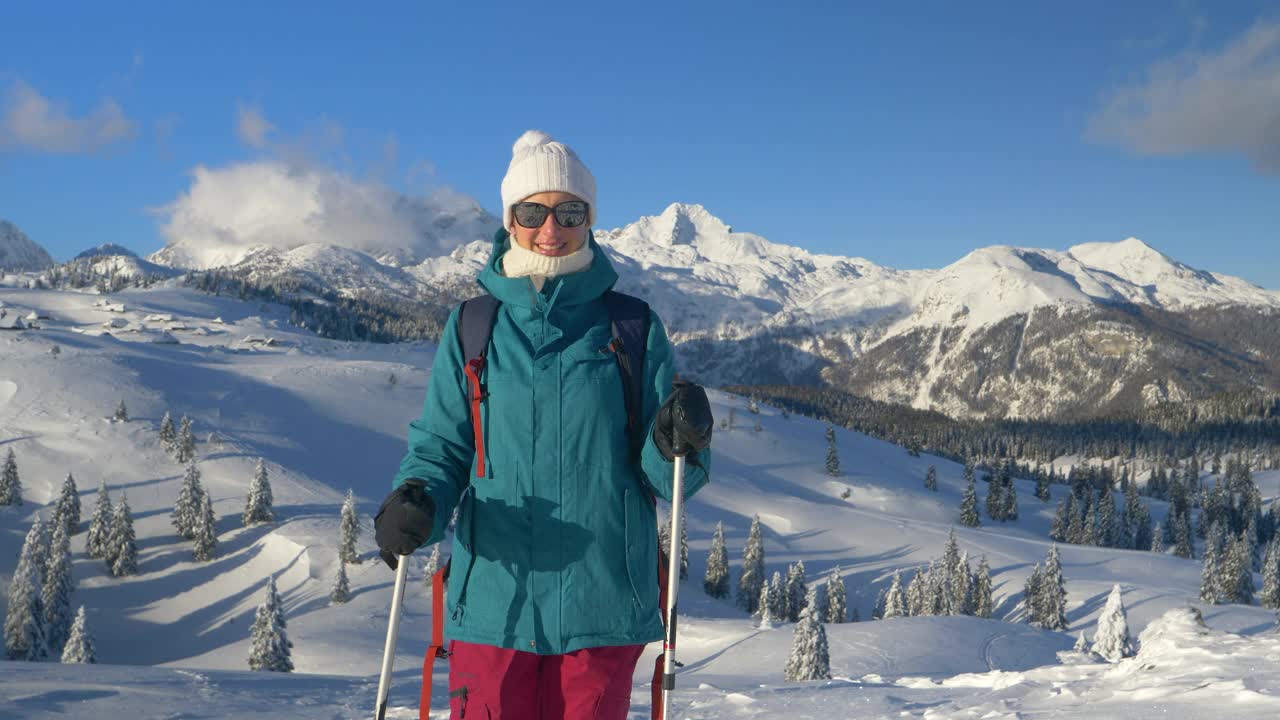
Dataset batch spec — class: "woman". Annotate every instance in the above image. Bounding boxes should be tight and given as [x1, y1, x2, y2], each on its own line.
[375, 130, 714, 720]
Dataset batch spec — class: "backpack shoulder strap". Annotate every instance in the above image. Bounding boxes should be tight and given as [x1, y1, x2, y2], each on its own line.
[456, 294, 500, 479]
[603, 290, 651, 459]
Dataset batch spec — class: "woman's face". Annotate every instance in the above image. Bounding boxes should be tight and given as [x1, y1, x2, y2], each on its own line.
[509, 191, 589, 257]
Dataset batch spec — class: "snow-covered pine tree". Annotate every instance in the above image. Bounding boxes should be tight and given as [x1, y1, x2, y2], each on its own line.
[783, 585, 830, 682]
[422, 543, 442, 595]
[872, 587, 887, 620]
[86, 481, 113, 559]
[1096, 485, 1118, 548]
[905, 567, 925, 617]
[1001, 461, 1018, 521]
[784, 560, 808, 623]
[960, 475, 981, 527]
[242, 458, 274, 525]
[0, 447, 21, 505]
[1225, 531, 1255, 604]
[60, 606, 95, 663]
[768, 571, 786, 621]
[1035, 466, 1051, 502]
[940, 529, 962, 615]
[329, 560, 351, 604]
[159, 411, 176, 453]
[1038, 545, 1068, 631]
[41, 519, 75, 655]
[825, 567, 848, 624]
[109, 492, 138, 577]
[1261, 538, 1280, 609]
[53, 472, 81, 536]
[193, 492, 218, 561]
[1150, 521, 1165, 554]
[1133, 500, 1154, 552]
[248, 576, 293, 672]
[985, 469, 1005, 522]
[972, 556, 993, 618]
[114, 399, 128, 422]
[339, 489, 360, 564]
[1173, 512, 1195, 559]
[1091, 584, 1134, 661]
[736, 514, 765, 614]
[952, 550, 973, 616]
[1073, 631, 1089, 653]
[1023, 563, 1043, 625]
[1050, 495, 1070, 542]
[883, 570, 906, 619]
[925, 465, 938, 492]
[172, 461, 205, 539]
[1200, 521, 1226, 604]
[4, 519, 48, 660]
[825, 434, 840, 477]
[176, 415, 196, 464]
[755, 581, 775, 629]
[704, 521, 730, 599]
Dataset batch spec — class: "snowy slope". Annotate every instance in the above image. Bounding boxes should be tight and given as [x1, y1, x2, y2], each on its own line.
[3, 280, 1280, 717]
[0, 221, 56, 273]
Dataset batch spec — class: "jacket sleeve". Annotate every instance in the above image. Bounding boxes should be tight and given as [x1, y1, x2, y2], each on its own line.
[393, 306, 473, 546]
[637, 310, 712, 502]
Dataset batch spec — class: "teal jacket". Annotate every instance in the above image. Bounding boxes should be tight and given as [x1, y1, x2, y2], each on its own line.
[393, 228, 711, 655]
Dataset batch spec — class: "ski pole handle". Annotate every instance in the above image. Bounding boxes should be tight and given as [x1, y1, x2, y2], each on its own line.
[375, 555, 410, 720]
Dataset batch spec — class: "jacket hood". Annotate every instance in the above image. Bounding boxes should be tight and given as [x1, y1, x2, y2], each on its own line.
[477, 228, 618, 309]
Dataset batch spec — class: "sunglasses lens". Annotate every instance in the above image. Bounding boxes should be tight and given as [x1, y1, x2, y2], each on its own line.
[513, 203, 550, 228]
[554, 201, 588, 228]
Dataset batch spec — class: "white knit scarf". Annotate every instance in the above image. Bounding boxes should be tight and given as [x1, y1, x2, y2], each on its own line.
[500, 238, 594, 292]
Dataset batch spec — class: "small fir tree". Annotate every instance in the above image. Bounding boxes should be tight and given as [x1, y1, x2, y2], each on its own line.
[1073, 631, 1089, 653]
[825, 435, 841, 476]
[159, 411, 176, 452]
[755, 581, 775, 629]
[176, 415, 196, 464]
[0, 449, 23, 506]
[53, 472, 81, 536]
[4, 519, 49, 660]
[192, 492, 218, 561]
[972, 556, 993, 619]
[925, 465, 938, 492]
[109, 492, 138, 577]
[1150, 522, 1165, 554]
[114, 399, 128, 422]
[1023, 563, 1043, 624]
[330, 560, 352, 604]
[883, 570, 907, 619]
[825, 567, 848, 624]
[1200, 522, 1226, 604]
[243, 458, 275, 525]
[736, 515, 766, 614]
[767, 571, 786, 621]
[172, 461, 205, 539]
[783, 585, 831, 682]
[41, 520, 75, 655]
[60, 606, 95, 663]
[1091, 584, 1134, 661]
[960, 475, 981, 527]
[248, 576, 293, 672]
[1038, 545, 1069, 631]
[86, 481, 113, 559]
[339, 489, 360, 564]
[704, 521, 730, 599]
[785, 561, 808, 623]
[1261, 538, 1280, 609]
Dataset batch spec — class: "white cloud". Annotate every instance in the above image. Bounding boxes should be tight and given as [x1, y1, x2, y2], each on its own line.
[1089, 21, 1280, 174]
[155, 161, 497, 269]
[236, 103, 274, 149]
[0, 80, 136, 154]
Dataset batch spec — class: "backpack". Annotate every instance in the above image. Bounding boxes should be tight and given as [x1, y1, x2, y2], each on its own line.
[420, 289, 676, 720]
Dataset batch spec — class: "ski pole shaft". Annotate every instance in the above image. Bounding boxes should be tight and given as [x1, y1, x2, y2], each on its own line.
[375, 555, 410, 720]
[661, 449, 687, 720]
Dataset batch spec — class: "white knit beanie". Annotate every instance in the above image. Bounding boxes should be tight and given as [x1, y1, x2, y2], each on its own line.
[500, 130, 597, 230]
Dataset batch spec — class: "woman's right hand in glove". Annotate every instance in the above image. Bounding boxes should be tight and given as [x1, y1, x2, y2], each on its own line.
[373, 479, 436, 570]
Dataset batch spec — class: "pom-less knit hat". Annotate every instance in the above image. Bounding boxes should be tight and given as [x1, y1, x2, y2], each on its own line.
[500, 130, 597, 230]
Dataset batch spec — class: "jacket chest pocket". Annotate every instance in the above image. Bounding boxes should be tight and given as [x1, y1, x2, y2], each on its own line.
[563, 334, 620, 385]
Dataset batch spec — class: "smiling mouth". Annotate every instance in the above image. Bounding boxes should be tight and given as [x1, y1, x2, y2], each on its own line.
[536, 242, 568, 253]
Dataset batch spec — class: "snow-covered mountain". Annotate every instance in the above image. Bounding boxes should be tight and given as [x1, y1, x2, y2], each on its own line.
[1, 279, 1278, 718]
[74, 243, 138, 260]
[0, 221, 56, 273]
[141, 201, 1280, 419]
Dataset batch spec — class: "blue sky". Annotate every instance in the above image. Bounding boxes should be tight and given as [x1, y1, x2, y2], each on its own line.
[1, 1, 1278, 287]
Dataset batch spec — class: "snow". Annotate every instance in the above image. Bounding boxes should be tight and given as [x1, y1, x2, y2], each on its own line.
[2, 280, 1280, 718]
[0, 221, 56, 273]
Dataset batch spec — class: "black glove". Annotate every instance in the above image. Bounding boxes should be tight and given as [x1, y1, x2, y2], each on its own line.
[374, 479, 436, 570]
[653, 380, 714, 461]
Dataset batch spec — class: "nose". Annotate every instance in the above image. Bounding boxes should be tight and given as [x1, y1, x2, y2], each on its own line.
[537, 208, 562, 236]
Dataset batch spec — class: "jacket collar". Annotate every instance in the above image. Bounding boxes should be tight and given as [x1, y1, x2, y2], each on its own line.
[477, 228, 619, 311]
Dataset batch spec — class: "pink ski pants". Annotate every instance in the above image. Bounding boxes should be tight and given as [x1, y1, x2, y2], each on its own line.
[446, 639, 647, 719]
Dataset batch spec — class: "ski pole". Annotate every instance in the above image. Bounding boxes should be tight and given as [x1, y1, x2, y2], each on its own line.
[660, 433, 687, 720]
[375, 555, 410, 720]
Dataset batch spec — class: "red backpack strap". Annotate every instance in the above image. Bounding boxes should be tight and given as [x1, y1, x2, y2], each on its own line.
[457, 295, 500, 479]
[420, 558, 452, 720]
